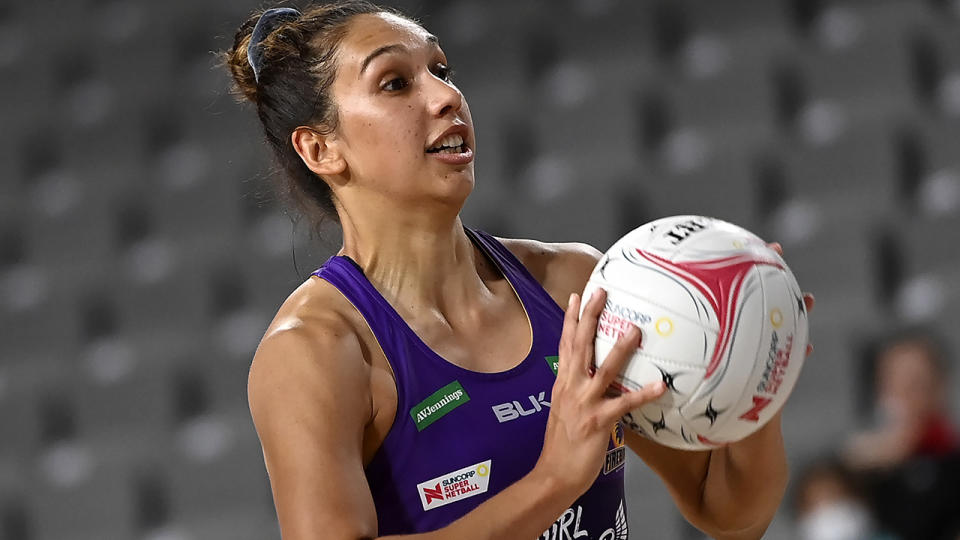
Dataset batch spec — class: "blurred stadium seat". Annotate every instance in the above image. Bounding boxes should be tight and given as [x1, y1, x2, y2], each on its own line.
[4, 1, 960, 538]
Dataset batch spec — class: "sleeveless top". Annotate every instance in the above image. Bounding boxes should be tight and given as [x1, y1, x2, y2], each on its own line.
[312, 227, 629, 540]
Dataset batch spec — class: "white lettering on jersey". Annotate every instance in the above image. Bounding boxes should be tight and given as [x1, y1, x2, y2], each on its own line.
[492, 391, 551, 423]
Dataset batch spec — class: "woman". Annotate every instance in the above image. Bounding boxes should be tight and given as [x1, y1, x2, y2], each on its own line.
[223, 2, 812, 539]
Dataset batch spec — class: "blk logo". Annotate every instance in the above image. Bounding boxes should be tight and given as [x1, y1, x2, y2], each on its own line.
[491, 391, 550, 423]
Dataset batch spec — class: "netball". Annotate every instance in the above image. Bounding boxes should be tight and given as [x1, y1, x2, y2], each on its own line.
[583, 216, 809, 450]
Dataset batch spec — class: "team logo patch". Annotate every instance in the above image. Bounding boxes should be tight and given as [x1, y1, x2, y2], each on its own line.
[416, 460, 492, 511]
[604, 422, 626, 474]
[410, 380, 470, 432]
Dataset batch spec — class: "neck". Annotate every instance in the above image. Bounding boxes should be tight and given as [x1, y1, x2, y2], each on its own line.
[337, 208, 493, 314]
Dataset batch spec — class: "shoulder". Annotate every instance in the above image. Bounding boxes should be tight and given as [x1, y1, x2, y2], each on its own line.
[255, 275, 363, 362]
[496, 236, 603, 306]
[248, 275, 373, 424]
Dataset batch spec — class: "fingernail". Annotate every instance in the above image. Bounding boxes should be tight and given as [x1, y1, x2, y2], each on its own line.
[568, 293, 576, 308]
[654, 381, 666, 392]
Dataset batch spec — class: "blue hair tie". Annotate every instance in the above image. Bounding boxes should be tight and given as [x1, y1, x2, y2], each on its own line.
[247, 7, 302, 83]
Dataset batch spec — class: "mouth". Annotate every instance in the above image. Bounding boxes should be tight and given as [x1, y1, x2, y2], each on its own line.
[426, 132, 468, 155]
[425, 127, 474, 165]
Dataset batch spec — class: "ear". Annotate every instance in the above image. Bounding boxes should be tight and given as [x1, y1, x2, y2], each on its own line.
[291, 126, 347, 178]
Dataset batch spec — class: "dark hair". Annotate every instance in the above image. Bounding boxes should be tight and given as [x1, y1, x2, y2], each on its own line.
[881, 327, 949, 372]
[790, 455, 866, 518]
[854, 326, 951, 419]
[221, 1, 403, 226]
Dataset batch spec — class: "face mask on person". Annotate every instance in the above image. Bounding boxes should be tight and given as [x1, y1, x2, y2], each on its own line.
[798, 501, 873, 540]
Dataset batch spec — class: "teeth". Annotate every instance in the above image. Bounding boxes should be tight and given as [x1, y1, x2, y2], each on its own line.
[443, 134, 464, 148]
[430, 133, 465, 151]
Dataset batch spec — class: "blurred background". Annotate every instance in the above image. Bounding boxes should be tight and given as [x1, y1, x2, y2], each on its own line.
[2, 0, 960, 538]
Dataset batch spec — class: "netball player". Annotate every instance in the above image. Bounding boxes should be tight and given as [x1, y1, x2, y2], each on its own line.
[223, 2, 814, 539]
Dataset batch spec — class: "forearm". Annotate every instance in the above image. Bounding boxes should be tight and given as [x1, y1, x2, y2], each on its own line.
[699, 413, 789, 539]
[378, 467, 574, 540]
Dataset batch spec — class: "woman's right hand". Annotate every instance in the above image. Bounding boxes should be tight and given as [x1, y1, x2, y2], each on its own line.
[536, 288, 667, 498]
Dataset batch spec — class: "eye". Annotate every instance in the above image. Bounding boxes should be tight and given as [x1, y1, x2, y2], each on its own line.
[381, 76, 409, 92]
[433, 63, 455, 82]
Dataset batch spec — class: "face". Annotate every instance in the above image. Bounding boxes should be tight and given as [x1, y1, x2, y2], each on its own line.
[324, 13, 475, 207]
[876, 340, 943, 420]
[796, 473, 872, 540]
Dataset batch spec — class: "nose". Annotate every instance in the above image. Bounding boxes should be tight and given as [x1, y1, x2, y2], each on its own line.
[426, 72, 463, 118]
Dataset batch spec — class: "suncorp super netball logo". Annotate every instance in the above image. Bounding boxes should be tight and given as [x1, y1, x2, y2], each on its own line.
[416, 460, 492, 511]
[740, 331, 794, 423]
[597, 297, 652, 341]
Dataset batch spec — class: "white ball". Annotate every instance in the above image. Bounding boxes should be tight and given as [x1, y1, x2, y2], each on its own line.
[582, 215, 809, 450]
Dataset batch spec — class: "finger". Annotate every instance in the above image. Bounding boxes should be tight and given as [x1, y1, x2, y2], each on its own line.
[803, 293, 815, 313]
[598, 380, 667, 422]
[557, 293, 580, 378]
[573, 288, 607, 366]
[594, 325, 641, 392]
[806, 343, 814, 357]
[767, 242, 783, 256]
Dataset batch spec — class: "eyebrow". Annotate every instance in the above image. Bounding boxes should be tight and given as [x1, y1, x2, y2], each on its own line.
[358, 34, 440, 77]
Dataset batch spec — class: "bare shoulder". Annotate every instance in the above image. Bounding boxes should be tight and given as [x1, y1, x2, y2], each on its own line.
[249, 276, 372, 427]
[247, 277, 380, 538]
[496, 236, 603, 306]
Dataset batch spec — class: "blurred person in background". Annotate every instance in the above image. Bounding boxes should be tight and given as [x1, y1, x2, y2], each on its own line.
[221, 1, 814, 539]
[791, 456, 897, 540]
[843, 329, 960, 540]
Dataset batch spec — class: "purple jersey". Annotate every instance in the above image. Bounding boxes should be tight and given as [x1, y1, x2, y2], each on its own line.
[312, 228, 629, 539]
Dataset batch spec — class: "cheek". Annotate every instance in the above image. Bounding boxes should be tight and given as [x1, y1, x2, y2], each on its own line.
[343, 102, 424, 156]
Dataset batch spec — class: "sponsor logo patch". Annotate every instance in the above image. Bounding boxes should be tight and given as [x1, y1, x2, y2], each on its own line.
[545, 355, 559, 376]
[410, 380, 470, 432]
[416, 460, 492, 511]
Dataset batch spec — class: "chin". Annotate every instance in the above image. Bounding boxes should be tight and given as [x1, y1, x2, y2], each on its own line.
[433, 169, 474, 207]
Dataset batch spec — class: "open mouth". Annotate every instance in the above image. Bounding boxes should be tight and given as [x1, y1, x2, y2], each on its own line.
[426, 133, 467, 154]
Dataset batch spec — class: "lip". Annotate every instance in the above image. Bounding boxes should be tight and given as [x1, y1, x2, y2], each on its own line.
[428, 145, 474, 165]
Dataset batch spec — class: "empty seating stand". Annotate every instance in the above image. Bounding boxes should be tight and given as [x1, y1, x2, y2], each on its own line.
[3, 0, 960, 538]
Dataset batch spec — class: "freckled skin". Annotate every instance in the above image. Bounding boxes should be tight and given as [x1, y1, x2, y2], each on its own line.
[323, 13, 476, 210]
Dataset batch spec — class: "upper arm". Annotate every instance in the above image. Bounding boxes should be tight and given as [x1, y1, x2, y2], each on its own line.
[249, 318, 377, 540]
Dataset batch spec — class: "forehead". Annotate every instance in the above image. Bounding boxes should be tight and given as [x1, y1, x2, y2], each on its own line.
[338, 12, 435, 67]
